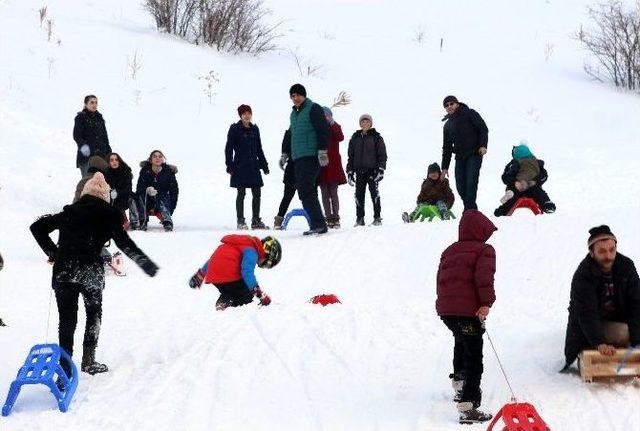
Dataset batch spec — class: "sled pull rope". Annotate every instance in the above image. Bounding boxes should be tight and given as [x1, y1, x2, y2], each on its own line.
[484, 324, 517, 402]
[44, 289, 53, 343]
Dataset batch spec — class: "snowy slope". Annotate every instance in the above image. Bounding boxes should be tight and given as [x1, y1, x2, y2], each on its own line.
[1, 0, 640, 430]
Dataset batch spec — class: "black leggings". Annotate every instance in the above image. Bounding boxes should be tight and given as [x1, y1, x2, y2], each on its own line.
[236, 187, 261, 222]
[277, 184, 297, 218]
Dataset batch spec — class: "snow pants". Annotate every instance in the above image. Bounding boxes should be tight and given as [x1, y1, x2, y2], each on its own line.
[54, 280, 103, 375]
[355, 170, 381, 219]
[441, 316, 485, 407]
[214, 280, 254, 310]
[494, 186, 552, 216]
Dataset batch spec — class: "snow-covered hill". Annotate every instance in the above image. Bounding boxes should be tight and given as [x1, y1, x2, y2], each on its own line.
[1, 0, 640, 430]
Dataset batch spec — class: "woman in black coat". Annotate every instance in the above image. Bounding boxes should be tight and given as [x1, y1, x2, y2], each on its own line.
[225, 105, 269, 230]
[30, 173, 158, 377]
[105, 153, 142, 228]
[135, 150, 179, 232]
[73, 95, 111, 178]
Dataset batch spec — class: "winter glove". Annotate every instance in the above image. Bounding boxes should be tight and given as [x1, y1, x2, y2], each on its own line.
[279, 153, 289, 171]
[263, 166, 270, 175]
[373, 167, 385, 182]
[79, 144, 90, 158]
[318, 150, 329, 167]
[254, 286, 271, 306]
[139, 257, 159, 277]
[226, 166, 233, 175]
[347, 171, 355, 187]
[189, 269, 205, 289]
[146, 186, 158, 197]
[110, 189, 118, 201]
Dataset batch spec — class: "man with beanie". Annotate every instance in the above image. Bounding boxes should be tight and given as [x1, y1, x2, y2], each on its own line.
[285, 83, 330, 235]
[30, 172, 159, 381]
[562, 225, 640, 371]
[436, 209, 496, 424]
[346, 114, 388, 226]
[440, 96, 488, 212]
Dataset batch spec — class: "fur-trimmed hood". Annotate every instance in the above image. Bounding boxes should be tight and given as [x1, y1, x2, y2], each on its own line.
[139, 160, 178, 174]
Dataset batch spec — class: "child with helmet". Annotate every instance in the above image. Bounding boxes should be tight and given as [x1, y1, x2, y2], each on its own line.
[188, 235, 282, 310]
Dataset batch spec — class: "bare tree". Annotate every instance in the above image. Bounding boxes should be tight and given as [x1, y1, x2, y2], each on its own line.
[577, 1, 640, 91]
[413, 26, 426, 45]
[331, 91, 351, 109]
[46, 19, 54, 42]
[144, 0, 280, 55]
[289, 48, 323, 78]
[39, 6, 48, 28]
[126, 50, 143, 80]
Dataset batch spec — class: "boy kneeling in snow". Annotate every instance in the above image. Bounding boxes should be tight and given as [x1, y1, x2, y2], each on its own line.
[188, 235, 282, 310]
[493, 142, 555, 216]
[402, 163, 455, 222]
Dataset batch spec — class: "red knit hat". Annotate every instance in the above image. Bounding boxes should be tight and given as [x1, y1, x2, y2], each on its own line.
[237, 104, 252, 117]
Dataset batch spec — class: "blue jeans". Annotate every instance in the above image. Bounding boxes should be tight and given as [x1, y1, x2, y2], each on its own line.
[137, 193, 173, 227]
[454, 154, 483, 211]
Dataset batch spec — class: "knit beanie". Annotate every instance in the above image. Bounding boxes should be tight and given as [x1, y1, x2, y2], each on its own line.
[443, 95, 459, 106]
[237, 104, 252, 117]
[512, 144, 534, 159]
[587, 225, 617, 249]
[289, 84, 307, 97]
[322, 106, 333, 118]
[428, 163, 441, 175]
[81, 171, 111, 203]
[359, 114, 373, 124]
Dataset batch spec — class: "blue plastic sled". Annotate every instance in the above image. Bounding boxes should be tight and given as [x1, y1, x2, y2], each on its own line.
[281, 208, 311, 231]
[2, 343, 79, 416]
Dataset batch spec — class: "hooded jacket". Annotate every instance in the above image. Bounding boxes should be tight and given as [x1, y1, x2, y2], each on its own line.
[436, 210, 497, 317]
[202, 235, 266, 291]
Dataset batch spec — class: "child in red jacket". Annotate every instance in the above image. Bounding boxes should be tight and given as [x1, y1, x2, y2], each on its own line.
[188, 235, 282, 310]
[435, 210, 497, 424]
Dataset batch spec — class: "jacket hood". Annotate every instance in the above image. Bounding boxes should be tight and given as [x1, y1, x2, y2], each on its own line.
[512, 144, 534, 159]
[353, 128, 381, 138]
[221, 235, 266, 258]
[139, 160, 178, 174]
[458, 210, 497, 242]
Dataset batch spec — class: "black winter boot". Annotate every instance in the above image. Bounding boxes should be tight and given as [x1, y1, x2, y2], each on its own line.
[273, 216, 284, 230]
[458, 402, 492, 424]
[81, 346, 109, 375]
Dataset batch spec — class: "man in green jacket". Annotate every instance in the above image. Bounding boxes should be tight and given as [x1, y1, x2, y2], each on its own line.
[280, 84, 330, 235]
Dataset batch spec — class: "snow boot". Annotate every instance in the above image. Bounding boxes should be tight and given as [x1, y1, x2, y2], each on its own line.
[458, 402, 492, 424]
[237, 219, 249, 230]
[499, 190, 514, 204]
[354, 217, 365, 227]
[371, 218, 382, 226]
[273, 215, 284, 230]
[251, 218, 269, 230]
[543, 201, 556, 214]
[450, 373, 464, 402]
[402, 212, 411, 223]
[81, 346, 109, 375]
[303, 226, 328, 236]
[326, 217, 335, 229]
[162, 220, 173, 232]
[0, 317, 6, 327]
[332, 216, 341, 229]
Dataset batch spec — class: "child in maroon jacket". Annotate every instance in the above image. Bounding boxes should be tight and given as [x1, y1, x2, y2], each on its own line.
[435, 209, 497, 424]
[188, 235, 282, 310]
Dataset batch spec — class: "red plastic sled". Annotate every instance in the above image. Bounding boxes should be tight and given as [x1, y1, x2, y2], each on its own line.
[507, 198, 542, 216]
[486, 402, 550, 431]
[309, 294, 341, 306]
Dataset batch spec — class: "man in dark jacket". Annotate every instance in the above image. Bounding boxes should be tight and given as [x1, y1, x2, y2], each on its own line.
[562, 226, 640, 370]
[346, 114, 388, 226]
[436, 209, 496, 424]
[30, 173, 158, 379]
[73, 95, 111, 178]
[286, 84, 330, 235]
[135, 150, 179, 232]
[441, 96, 488, 212]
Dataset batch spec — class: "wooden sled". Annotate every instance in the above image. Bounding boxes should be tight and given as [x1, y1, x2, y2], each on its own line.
[579, 348, 640, 383]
